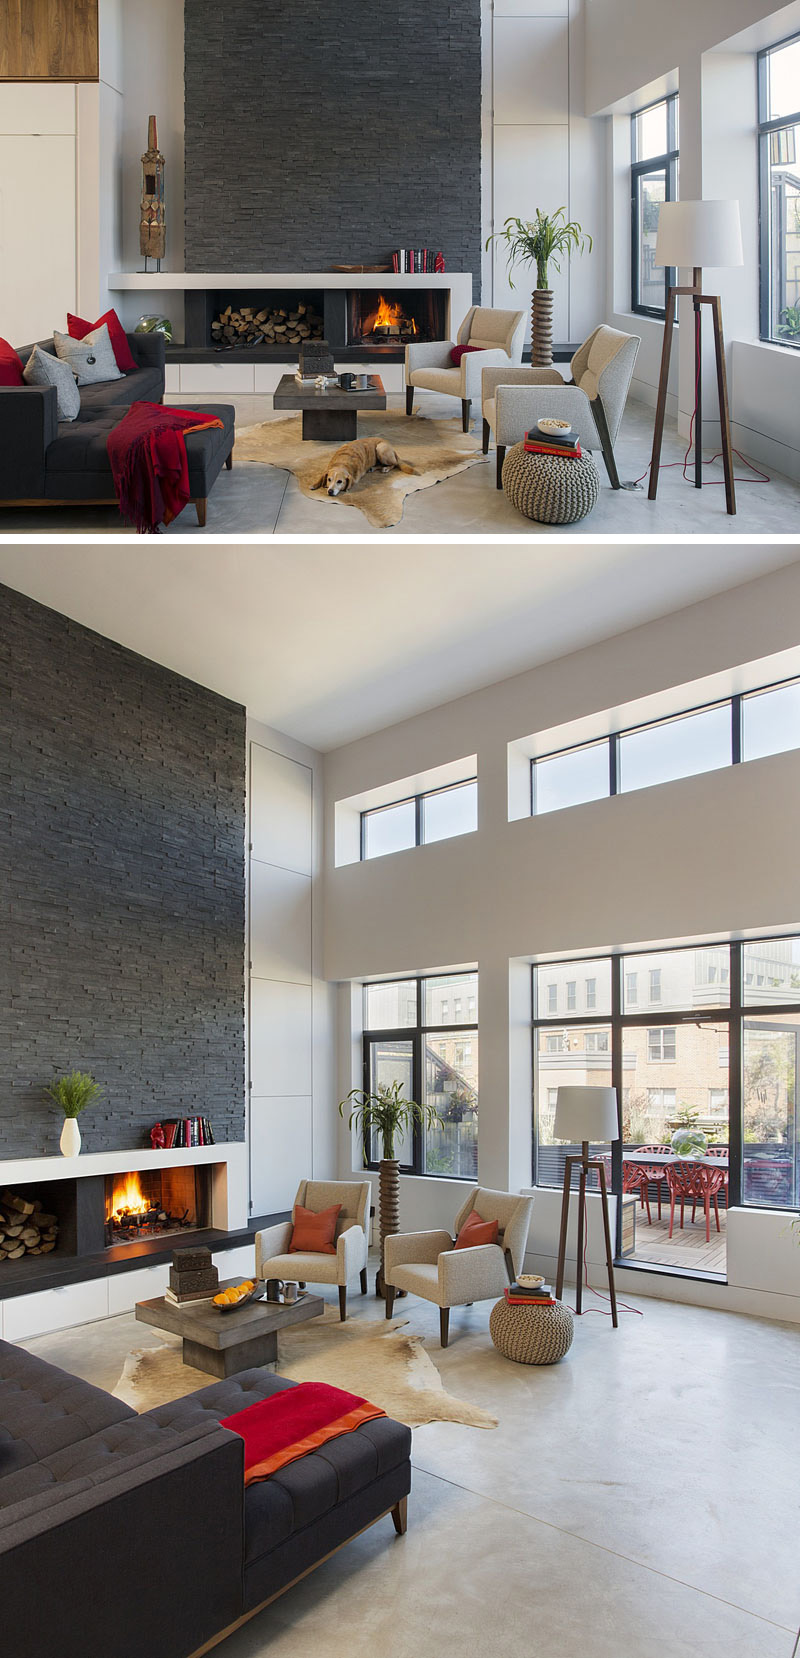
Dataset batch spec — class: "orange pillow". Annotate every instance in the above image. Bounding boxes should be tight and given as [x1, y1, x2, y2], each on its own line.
[454, 1210, 499, 1249]
[289, 1203, 341, 1255]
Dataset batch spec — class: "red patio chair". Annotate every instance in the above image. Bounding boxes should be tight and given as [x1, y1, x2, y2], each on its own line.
[706, 1145, 729, 1202]
[666, 1160, 726, 1244]
[621, 1145, 670, 1224]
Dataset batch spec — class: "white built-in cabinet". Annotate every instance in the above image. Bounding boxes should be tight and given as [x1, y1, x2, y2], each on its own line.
[0, 1246, 258, 1342]
[0, 86, 78, 343]
[248, 743, 314, 1218]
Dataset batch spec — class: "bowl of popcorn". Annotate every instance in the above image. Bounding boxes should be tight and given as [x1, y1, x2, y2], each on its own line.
[517, 1273, 546, 1289]
[538, 417, 572, 438]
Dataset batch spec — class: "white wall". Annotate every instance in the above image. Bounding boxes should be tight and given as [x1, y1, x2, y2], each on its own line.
[485, 0, 605, 346]
[324, 562, 800, 1321]
[247, 721, 336, 1221]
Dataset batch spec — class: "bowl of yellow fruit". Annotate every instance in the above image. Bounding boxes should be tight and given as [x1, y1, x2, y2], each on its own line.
[213, 1279, 262, 1313]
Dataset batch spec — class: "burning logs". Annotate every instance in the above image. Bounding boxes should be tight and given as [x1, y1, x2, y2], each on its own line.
[0, 1190, 58, 1259]
[211, 301, 324, 348]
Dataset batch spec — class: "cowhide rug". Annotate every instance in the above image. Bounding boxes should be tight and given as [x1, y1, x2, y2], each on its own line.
[113, 1310, 497, 1431]
[233, 410, 486, 528]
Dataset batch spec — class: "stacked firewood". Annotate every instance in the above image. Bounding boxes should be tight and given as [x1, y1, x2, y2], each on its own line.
[211, 301, 325, 347]
[0, 1190, 58, 1259]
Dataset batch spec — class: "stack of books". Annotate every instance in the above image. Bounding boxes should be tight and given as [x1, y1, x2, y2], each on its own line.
[164, 1246, 219, 1307]
[391, 250, 444, 273]
[505, 1280, 556, 1307]
[524, 427, 582, 461]
[161, 1117, 215, 1148]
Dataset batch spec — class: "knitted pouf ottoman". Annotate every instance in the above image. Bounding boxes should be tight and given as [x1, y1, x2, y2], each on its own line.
[489, 1297, 574, 1365]
[502, 443, 600, 525]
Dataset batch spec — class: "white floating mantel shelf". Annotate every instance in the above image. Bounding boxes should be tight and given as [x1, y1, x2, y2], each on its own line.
[108, 271, 469, 292]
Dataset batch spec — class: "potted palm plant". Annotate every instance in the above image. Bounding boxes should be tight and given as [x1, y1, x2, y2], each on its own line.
[46, 1070, 102, 1156]
[340, 1081, 442, 1297]
[486, 207, 592, 368]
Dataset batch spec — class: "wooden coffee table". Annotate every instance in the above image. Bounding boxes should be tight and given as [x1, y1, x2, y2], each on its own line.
[135, 1280, 325, 1378]
[272, 373, 386, 440]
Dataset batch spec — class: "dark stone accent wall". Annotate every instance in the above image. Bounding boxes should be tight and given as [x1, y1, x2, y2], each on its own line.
[0, 586, 246, 1158]
[183, 0, 482, 293]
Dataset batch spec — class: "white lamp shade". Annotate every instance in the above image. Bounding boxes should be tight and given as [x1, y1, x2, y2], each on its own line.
[655, 200, 744, 270]
[553, 1086, 619, 1144]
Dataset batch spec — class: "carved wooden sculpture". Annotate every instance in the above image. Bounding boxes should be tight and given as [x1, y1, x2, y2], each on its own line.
[140, 116, 166, 269]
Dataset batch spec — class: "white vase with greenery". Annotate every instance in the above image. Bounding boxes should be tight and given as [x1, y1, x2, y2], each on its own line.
[486, 207, 592, 368]
[47, 1070, 102, 1156]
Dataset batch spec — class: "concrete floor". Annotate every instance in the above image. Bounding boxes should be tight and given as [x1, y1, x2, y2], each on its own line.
[23, 1266, 800, 1657]
[2, 395, 798, 536]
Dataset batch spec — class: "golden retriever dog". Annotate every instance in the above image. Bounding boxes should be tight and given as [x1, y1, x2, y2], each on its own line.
[312, 437, 417, 497]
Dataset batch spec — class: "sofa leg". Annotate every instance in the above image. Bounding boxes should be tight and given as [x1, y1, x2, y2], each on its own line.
[482, 418, 490, 456]
[496, 447, 506, 490]
[225, 450, 233, 470]
[391, 1496, 408, 1536]
[195, 498, 207, 527]
[385, 1285, 395, 1319]
[360, 1267, 368, 1295]
[406, 385, 414, 416]
[462, 399, 471, 434]
[338, 1285, 347, 1322]
[440, 1308, 450, 1348]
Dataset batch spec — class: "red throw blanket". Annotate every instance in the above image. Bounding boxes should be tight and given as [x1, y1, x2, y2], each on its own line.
[107, 401, 223, 533]
[220, 1382, 386, 1485]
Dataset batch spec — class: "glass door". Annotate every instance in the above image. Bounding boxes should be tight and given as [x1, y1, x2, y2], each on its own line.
[742, 1016, 799, 1207]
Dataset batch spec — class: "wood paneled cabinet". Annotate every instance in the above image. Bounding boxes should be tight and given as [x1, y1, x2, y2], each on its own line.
[0, 0, 99, 81]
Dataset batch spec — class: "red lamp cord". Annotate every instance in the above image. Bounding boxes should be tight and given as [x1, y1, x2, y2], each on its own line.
[631, 326, 771, 489]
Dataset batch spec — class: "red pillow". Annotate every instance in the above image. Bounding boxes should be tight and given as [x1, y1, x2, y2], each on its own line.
[289, 1203, 341, 1255]
[0, 338, 24, 387]
[67, 308, 137, 373]
[450, 343, 486, 366]
[454, 1210, 499, 1249]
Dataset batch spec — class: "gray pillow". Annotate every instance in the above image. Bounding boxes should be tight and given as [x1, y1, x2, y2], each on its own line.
[53, 323, 122, 386]
[23, 345, 81, 421]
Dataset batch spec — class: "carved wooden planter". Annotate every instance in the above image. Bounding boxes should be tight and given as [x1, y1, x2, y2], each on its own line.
[531, 288, 554, 368]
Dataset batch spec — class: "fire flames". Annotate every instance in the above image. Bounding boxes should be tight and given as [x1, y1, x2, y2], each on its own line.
[109, 1170, 148, 1219]
[367, 295, 417, 335]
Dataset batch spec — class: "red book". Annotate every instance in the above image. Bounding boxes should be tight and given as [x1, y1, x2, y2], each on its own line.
[504, 1289, 556, 1306]
[523, 439, 582, 460]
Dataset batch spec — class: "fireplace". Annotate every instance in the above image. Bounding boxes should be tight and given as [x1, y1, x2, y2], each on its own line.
[105, 1166, 211, 1246]
[347, 288, 447, 348]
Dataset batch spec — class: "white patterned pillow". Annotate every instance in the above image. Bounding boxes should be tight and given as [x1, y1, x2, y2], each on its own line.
[23, 345, 81, 421]
[53, 323, 123, 386]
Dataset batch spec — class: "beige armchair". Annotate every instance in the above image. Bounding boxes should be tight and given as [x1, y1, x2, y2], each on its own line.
[383, 1186, 534, 1347]
[481, 324, 641, 488]
[406, 305, 525, 432]
[255, 1179, 370, 1322]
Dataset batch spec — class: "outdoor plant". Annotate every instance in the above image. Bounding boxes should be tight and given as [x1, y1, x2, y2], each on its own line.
[671, 1125, 709, 1158]
[46, 1070, 103, 1117]
[339, 1080, 442, 1158]
[777, 304, 800, 339]
[486, 207, 593, 292]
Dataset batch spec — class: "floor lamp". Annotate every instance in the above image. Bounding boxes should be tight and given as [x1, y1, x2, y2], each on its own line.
[648, 199, 743, 516]
[553, 1085, 619, 1328]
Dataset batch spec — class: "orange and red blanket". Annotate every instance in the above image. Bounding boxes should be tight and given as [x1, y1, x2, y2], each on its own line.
[220, 1382, 386, 1486]
[107, 401, 223, 533]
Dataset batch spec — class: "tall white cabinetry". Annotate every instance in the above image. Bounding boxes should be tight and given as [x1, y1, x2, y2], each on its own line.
[248, 743, 314, 1216]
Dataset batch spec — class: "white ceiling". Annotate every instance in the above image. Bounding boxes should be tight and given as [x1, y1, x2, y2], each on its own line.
[1, 543, 798, 751]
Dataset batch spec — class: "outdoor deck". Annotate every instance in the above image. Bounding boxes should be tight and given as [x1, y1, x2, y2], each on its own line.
[626, 1207, 726, 1275]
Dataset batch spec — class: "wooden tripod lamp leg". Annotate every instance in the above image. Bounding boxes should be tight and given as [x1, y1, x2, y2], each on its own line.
[648, 286, 677, 500]
[555, 1157, 573, 1303]
[710, 295, 736, 515]
[575, 1153, 588, 1316]
[597, 1162, 619, 1328]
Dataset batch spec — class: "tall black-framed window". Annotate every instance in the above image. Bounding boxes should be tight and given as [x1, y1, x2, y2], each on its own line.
[758, 31, 800, 347]
[529, 671, 800, 818]
[631, 93, 679, 318]
[360, 777, 477, 861]
[532, 937, 800, 1275]
[361, 972, 478, 1178]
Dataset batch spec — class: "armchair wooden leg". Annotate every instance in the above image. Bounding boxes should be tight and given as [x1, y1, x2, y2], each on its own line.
[482, 418, 490, 456]
[439, 1308, 450, 1348]
[385, 1285, 395, 1319]
[496, 446, 506, 490]
[590, 396, 639, 491]
[338, 1285, 347, 1322]
[391, 1496, 408, 1535]
[360, 1267, 368, 1294]
[406, 385, 414, 416]
[461, 399, 471, 433]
